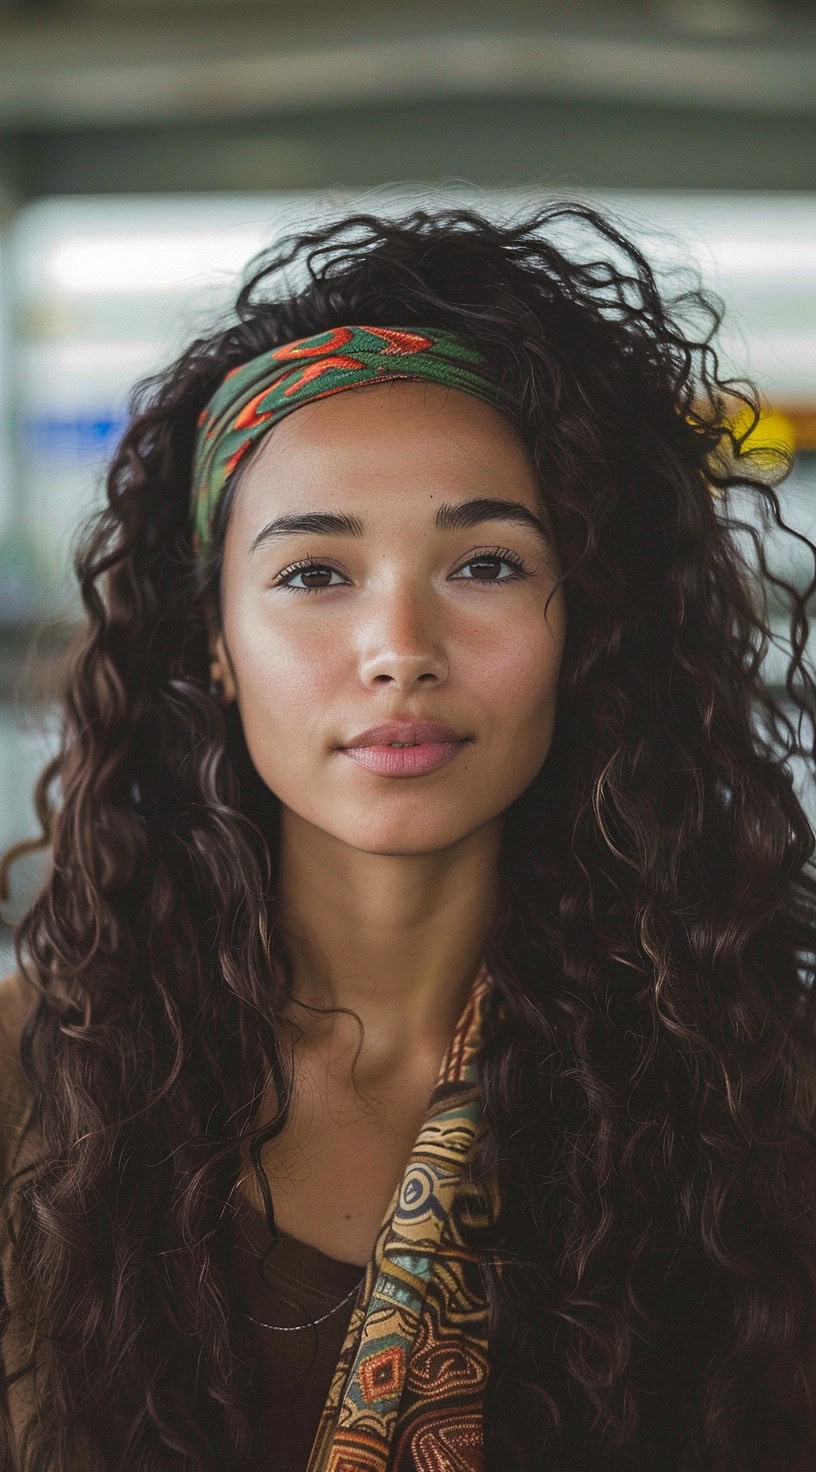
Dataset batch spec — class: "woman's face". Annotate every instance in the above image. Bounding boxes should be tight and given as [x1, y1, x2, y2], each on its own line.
[210, 380, 567, 857]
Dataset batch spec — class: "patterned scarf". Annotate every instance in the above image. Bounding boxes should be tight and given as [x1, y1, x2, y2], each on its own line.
[306, 964, 497, 1472]
[190, 325, 503, 555]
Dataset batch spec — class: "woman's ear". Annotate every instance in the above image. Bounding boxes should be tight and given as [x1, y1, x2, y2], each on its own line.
[208, 629, 238, 704]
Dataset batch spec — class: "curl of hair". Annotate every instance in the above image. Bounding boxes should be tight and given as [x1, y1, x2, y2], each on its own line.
[1, 200, 816, 1471]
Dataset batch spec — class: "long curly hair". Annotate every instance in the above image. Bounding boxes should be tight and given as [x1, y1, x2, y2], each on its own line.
[1, 200, 816, 1472]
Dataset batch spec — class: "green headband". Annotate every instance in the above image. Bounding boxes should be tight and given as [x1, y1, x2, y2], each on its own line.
[190, 324, 502, 554]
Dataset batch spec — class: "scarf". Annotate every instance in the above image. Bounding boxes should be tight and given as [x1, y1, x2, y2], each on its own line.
[306, 963, 497, 1472]
[190, 325, 503, 556]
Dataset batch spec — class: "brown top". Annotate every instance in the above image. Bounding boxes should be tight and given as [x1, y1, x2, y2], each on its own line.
[232, 1192, 364, 1471]
[0, 970, 363, 1471]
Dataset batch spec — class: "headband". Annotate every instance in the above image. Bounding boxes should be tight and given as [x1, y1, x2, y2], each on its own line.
[190, 324, 502, 554]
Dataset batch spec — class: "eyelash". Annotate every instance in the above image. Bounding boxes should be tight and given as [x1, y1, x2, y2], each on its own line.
[272, 547, 532, 595]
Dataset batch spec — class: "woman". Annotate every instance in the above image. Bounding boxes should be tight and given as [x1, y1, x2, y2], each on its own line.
[1, 200, 815, 1472]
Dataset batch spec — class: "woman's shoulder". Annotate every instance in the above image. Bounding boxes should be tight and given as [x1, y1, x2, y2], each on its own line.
[0, 970, 38, 1180]
[0, 969, 36, 1079]
[0, 967, 35, 1038]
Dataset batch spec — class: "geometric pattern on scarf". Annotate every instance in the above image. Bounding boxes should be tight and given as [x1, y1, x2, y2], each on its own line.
[304, 963, 496, 1472]
[190, 325, 501, 555]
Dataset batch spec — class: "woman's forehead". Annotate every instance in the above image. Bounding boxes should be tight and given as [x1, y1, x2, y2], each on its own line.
[234, 379, 534, 510]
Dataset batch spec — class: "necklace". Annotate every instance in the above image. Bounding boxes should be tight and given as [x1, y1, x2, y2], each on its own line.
[243, 1276, 364, 1333]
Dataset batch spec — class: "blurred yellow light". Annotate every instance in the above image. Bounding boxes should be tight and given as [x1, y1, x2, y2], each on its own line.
[730, 404, 797, 456]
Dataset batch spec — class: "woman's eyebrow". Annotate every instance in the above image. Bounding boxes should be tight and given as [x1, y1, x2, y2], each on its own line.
[249, 497, 551, 556]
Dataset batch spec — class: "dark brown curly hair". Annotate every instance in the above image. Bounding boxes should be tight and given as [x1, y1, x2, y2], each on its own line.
[1, 200, 816, 1471]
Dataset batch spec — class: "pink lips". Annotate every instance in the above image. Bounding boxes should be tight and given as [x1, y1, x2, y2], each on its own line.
[338, 719, 470, 778]
[342, 720, 465, 748]
[341, 741, 467, 777]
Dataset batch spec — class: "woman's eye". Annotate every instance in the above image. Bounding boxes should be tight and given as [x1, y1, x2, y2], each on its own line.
[273, 549, 531, 595]
[453, 550, 529, 585]
[275, 561, 347, 593]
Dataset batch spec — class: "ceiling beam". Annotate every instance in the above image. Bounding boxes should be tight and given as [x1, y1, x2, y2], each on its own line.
[0, 17, 813, 127]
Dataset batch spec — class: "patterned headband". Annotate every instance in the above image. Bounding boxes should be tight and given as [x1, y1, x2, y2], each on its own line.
[190, 324, 502, 554]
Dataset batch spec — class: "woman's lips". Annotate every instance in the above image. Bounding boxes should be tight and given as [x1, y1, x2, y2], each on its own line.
[340, 740, 468, 777]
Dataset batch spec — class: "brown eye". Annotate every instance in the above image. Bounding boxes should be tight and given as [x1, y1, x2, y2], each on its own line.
[274, 558, 348, 594]
[453, 549, 530, 585]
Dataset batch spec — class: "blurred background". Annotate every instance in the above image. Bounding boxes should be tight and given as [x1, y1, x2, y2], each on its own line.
[0, 0, 814, 969]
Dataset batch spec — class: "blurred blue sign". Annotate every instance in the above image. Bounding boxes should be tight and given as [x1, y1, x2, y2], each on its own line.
[22, 413, 127, 462]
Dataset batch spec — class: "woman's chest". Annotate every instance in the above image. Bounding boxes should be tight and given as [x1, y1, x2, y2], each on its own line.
[238, 1060, 436, 1268]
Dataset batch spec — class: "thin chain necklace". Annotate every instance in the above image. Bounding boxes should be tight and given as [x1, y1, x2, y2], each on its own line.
[243, 1275, 364, 1333]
